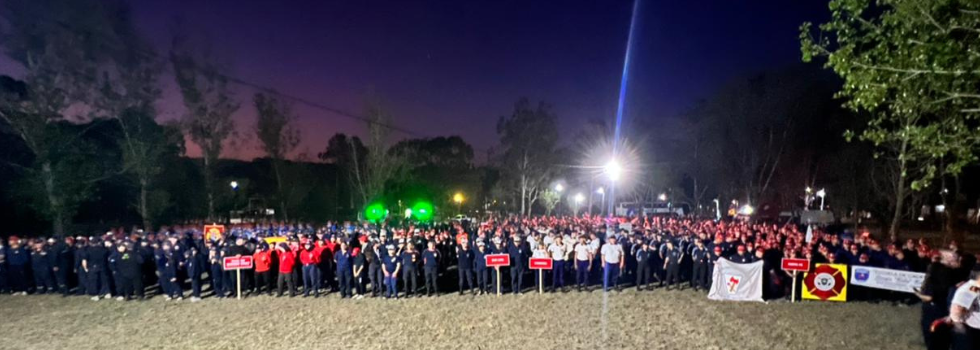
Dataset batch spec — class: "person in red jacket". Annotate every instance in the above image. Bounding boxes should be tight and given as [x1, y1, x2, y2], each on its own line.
[253, 244, 273, 296]
[300, 242, 321, 297]
[276, 243, 296, 297]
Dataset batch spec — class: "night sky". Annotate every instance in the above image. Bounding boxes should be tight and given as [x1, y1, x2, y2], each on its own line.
[2, 0, 832, 160]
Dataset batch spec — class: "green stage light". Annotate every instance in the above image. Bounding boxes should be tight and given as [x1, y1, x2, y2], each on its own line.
[364, 202, 387, 222]
[411, 201, 434, 222]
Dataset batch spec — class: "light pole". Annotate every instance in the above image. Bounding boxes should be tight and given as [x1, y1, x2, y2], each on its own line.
[453, 192, 464, 216]
[712, 198, 721, 221]
[604, 160, 621, 217]
[596, 187, 606, 216]
[816, 189, 826, 211]
[554, 183, 564, 216]
[573, 193, 585, 216]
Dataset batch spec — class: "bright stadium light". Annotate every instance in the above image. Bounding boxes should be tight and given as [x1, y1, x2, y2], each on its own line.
[605, 160, 622, 182]
[574, 193, 585, 203]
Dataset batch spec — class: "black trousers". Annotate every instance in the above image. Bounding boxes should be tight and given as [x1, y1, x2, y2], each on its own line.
[402, 268, 418, 295]
[277, 273, 296, 296]
[510, 267, 524, 294]
[636, 264, 651, 290]
[458, 268, 474, 293]
[476, 268, 488, 292]
[369, 265, 383, 296]
[115, 274, 144, 299]
[55, 267, 69, 295]
[424, 269, 438, 295]
[951, 324, 979, 350]
[337, 269, 353, 297]
[922, 302, 950, 350]
[8, 265, 29, 292]
[692, 263, 708, 289]
[255, 271, 273, 294]
[664, 264, 681, 288]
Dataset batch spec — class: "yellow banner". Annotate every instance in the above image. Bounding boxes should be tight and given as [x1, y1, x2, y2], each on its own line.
[802, 263, 848, 302]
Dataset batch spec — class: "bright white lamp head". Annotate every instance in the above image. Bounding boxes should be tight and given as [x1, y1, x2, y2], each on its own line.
[605, 160, 622, 182]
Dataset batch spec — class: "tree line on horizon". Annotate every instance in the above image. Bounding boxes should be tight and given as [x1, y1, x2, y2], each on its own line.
[0, 0, 978, 241]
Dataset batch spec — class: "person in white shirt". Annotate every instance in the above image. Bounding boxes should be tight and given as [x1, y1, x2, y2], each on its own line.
[600, 236, 624, 292]
[573, 236, 593, 291]
[948, 269, 980, 350]
[548, 237, 568, 292]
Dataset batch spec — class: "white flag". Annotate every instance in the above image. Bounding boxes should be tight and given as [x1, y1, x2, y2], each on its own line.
[708, 258, 764, 302]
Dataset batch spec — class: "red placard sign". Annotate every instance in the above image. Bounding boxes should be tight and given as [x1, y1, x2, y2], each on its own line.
[529, 258, 553, 270]
[224, 256, 254, 270]
[781, 258, 810, 272]
[485, 254, 510, 267]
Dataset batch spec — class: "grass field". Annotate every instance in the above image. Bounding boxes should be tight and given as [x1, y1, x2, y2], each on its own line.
[0, 288, 922, 350]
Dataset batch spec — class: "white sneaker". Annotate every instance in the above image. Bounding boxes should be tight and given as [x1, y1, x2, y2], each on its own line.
[104, 293, 112, 299]
[17, 292, 27, 296]
[190, 297, 201, 303]
[91, 296, 100, 301]
[164, 296, 172, 301]
[175, 297, 183, 302]
[115, 296, 124, 301]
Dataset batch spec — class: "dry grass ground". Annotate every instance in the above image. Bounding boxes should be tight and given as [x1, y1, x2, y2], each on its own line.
[0, 288, 922, 350]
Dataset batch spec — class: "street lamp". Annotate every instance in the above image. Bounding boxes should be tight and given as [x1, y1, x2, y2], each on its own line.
[573, 193, 585, 216]
[712, 199, 721, 221]
[596, 187, 606, 216]
[453, 192, 464, 215]
[230, 181, 239, 190]
[604, 160, 622, 182]
[658, 193, 667, 202]
[554, 184, 564, 216]
[816, 188, 826, 211]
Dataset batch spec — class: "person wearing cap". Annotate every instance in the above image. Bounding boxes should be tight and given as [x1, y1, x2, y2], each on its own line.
[634, 242, 653, 291]
[382, 245, 401, 299]
[474, 241, 488, 295]
[72, 237, 89, 296]
[30, 241, 55, 294]
[334, 242, 353, 299]
[548, 236, 568, 292]
[573, 235, 593, 292]
[600, 235, 625, 292]
[51, 237, 73, 296]
[661, 240, 683, 291]
[422, 241, 440, 297]
[6, 236, 30, 295]
[400, 243, 420, 297]
[110, 243, 144, 301]
[301, 242, 321, 298]
[184, 245, 203, 301]
[253, 243, 273, 296]
[690, 240, 709, 291]
[276, 243, 297, 297]
[351, 246, 366, 298]
[156, 242, 181, 301]
[728, 245, 752, 264]
[207, 243, 226, 298]
[457, 240, 475, 295]
[82, 238, 111, 300]
[365, 241, 383, 297]
[508, 235, 529, 295]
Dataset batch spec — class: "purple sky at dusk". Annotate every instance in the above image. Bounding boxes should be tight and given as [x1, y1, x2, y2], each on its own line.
[1, 0, 830, 161]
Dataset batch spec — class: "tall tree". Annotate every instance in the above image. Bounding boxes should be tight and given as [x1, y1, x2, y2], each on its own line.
[170, 36, 239, 221]
[801, 0, 980, 239]
[496, 98, 559, 216]
[253, 92, 300, 221]
[540, 189, 560, 216]
[0, 0, 137, 235]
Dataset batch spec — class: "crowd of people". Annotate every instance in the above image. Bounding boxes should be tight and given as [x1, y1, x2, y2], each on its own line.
[1, 214, 978, 348]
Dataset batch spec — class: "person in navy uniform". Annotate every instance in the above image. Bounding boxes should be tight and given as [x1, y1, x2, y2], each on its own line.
[30, 241, 55, 294]
[690, 240, 709, 291]
[490, 239, 506, 294]
[82, 238, 111, 300]
[400, 243, 420, 297]
[457, 241, 475, 295]
[156, 242, 181, 301]
[6, 236, 30, 295]
[508, 235, 528, 294]
[73, 237, 88, 296]
[111, 243, 144, 301]
[635, 242, 653, 291]
[728, 245, 753, 264]
[381, 245, 400, 299]
[52, 237, 74, 296]
[474, 242, 488, 295]
[207, 244, 225, 298]
[662, 240, 683, 290]
[365, 241, 383, 297]
[335, 242, 353, 298]
[422, 241, 440, 297]
[184, 245, 203, 301]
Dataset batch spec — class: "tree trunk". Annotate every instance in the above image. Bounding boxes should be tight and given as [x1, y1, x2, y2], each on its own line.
[140, 177, 152, 231]
[273, 159, 288, 222]
[204, 156, 215, 221]
[42, 161, 65, 237]
[888, 142, 909, 242]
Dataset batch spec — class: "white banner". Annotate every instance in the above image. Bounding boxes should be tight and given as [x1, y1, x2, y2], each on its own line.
[708, 258, 764, 302]
[849, 266, 925, 293]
